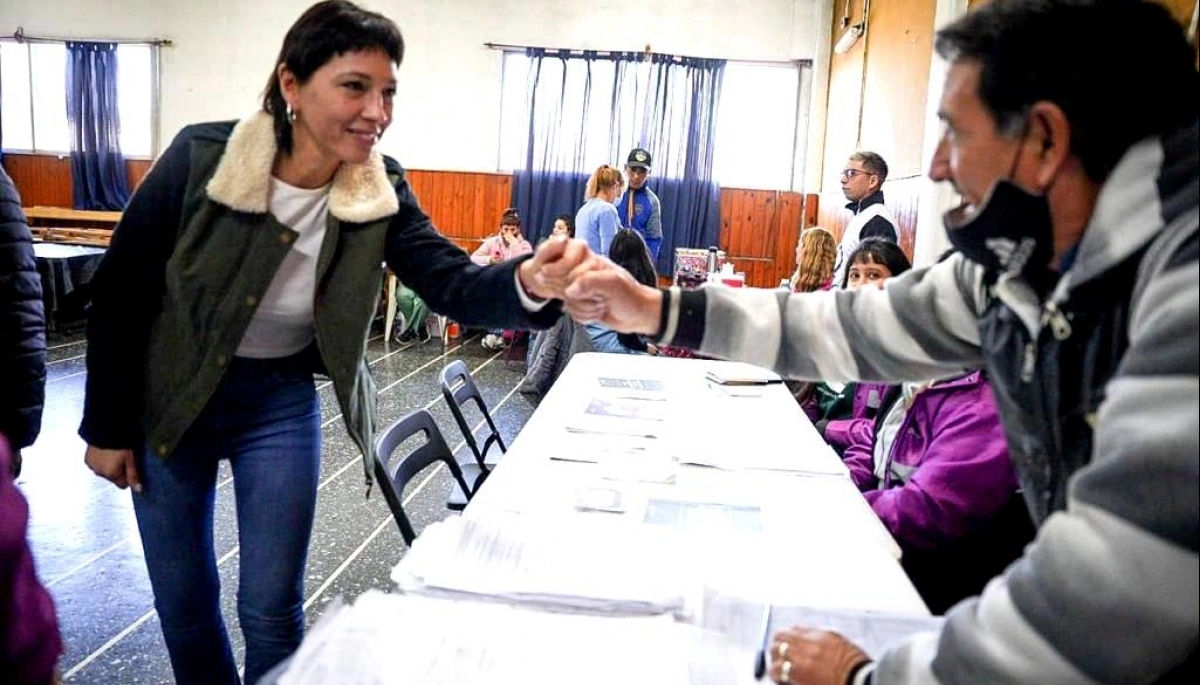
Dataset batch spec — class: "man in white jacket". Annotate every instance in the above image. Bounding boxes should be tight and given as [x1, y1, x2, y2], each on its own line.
[832, 151, 898, 286]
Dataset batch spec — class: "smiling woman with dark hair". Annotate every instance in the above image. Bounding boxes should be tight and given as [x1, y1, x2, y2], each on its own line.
[77, 3, 589, 682]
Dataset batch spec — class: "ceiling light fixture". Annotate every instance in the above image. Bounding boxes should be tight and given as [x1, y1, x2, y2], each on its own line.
[833, 0, 870, 55]
[834, 22, 865, 54]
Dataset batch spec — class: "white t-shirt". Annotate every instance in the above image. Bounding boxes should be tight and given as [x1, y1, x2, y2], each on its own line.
[236, 177, 330, 358]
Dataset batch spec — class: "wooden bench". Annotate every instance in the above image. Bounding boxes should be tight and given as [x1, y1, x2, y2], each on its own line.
[24, 206, 122, 229]
[30, 226, 113, 247]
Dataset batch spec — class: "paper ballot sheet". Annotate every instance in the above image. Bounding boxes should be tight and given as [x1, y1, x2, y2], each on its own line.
[701, 588, 945, 658]
[392, 515, 692, 615]
[278, 592, 736, 685]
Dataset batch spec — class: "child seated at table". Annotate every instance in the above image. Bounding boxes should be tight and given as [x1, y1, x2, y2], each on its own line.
[472, 208, 533, 350]
[843, 369, 1033, 614]
[788, 227, 837, 293]
[792, 239, 911, 434]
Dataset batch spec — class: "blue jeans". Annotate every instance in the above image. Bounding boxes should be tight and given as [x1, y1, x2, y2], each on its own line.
[133, 354, 320, 685]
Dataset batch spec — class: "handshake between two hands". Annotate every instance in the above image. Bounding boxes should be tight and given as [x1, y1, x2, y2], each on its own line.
[516, 236, 663, 337]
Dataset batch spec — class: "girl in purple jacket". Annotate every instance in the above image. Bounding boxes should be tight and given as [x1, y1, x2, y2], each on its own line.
[842, 369, 1033, 614]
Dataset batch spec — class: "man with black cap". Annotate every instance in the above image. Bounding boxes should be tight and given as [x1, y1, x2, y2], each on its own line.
[617, 147, 663, 261]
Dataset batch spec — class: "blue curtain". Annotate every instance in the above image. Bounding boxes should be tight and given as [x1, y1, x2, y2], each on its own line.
[512, 49, 606, 248]
[65, 41, 131, 210]
[634, 54, 724, 275]
[512, 49, 724, 275]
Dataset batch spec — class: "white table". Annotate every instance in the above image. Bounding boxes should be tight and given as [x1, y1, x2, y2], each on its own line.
[270, 353, 932, 684]
[468, 353, 927, 616]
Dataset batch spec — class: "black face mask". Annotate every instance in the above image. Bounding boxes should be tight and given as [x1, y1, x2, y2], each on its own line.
[943, 179, 1055, 279]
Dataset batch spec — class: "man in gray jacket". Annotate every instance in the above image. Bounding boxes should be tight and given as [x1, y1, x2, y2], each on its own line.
[565, 1, 1198, 683]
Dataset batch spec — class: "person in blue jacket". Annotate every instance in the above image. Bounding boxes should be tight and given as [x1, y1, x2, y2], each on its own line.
[616, 147, 663, 260]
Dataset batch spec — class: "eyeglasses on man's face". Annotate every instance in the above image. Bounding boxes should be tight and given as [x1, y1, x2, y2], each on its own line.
[840, 168, 876, 180]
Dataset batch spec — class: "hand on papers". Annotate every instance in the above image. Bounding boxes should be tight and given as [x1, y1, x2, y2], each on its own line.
[564, 266, 663, 335]
[769, 627, 871, 685]
[517, 236, 604, 300]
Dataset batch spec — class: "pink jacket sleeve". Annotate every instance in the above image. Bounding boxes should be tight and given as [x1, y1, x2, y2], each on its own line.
[509, 238, 533, 258]
[471, 236, 500, 265]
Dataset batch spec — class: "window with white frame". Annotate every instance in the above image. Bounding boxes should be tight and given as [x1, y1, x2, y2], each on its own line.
[711, 62, 805, 190]
[0, 41, 157, 157]
[496, 52, 808, 191]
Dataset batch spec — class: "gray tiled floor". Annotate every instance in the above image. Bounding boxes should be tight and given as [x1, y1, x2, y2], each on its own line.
[18, 326, 534, 684]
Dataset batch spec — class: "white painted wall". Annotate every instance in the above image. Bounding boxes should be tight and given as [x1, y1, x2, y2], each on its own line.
[911, 0, 967, 267]
[1, 0, 821, 172]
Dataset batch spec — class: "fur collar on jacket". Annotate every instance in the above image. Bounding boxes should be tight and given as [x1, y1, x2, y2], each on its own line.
[205, 111, 398, 223]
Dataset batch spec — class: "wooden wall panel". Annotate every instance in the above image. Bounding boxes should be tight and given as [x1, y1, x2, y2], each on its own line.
[5, 155, 840, 290]
[717, 187, 816, 288]
[127, 159, 153, 190]
[4, 154, 514, 254]
[816, 176, 921, 264]
[2, 154, 72, 207]
[3, 153, 155, 208]
[406, 169, 513, 254]
[885, 176, 921, 261]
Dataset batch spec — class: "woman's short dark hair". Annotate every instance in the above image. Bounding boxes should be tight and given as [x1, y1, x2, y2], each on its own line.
[608, 229, 657, 288]
[262, 1, 405, 155]
[555, 213, 575, 238]
[841, 238, 912, 288]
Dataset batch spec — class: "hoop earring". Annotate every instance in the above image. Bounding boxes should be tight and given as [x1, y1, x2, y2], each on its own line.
[286, 103, 296, 125]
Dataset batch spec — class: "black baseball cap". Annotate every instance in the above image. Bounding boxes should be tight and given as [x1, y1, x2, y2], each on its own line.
[626, 148, 652, 170]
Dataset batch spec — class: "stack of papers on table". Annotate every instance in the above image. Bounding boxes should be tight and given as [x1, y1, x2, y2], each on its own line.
[278, 592, 737, 685]
[391, 515, 692, 616]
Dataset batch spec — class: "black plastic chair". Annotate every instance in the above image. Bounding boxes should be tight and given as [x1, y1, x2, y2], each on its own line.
[440, 360, 509, 472]
[374, 408, 476, 545]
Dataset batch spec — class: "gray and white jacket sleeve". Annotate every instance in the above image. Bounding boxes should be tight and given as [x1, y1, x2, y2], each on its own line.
[658, 250, 1198, 684]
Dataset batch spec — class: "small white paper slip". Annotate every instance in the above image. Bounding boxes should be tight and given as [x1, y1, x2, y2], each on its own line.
[575, 486, 626, 513]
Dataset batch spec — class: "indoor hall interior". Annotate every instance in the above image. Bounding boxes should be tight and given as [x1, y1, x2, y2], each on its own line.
[5, 0, 1196, 683]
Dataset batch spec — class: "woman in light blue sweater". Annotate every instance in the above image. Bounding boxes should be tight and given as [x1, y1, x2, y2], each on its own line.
[575, 164, 624, 255]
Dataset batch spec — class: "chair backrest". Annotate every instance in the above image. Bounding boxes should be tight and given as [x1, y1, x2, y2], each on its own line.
[439, 359, 508, 470]
[374, 408, 474, 545]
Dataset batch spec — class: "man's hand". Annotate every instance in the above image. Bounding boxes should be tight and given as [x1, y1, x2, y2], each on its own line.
[769, 628, 870, 685]
[564, 268, 663, 335]
[518, 237, 604, 300]
[84, 445, 142, 492]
